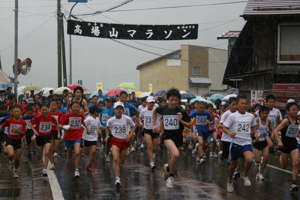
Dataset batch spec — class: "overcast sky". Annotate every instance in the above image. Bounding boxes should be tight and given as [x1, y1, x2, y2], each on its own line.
[0, 0, 247, 93]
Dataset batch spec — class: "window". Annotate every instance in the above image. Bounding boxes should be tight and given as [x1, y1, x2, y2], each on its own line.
[278, 24, 300, 63]
[193, 67, 201, 75]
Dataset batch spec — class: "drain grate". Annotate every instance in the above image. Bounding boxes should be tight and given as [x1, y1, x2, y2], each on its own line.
[0, 188, 21, 197]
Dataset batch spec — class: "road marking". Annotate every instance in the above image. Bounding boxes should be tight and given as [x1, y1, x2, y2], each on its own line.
[266, 164, 300, 177]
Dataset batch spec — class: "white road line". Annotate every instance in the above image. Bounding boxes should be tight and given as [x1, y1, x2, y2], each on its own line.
[266, 164, 300, 177]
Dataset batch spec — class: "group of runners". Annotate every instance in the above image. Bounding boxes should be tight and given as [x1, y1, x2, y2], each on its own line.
[0, 86, 299, 193]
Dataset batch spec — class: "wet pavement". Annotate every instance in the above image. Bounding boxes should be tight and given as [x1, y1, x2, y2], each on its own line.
[1, 142, 300, 200]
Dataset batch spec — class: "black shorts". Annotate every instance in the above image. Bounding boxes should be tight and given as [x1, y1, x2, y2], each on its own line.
[222, 141, 231, 159]
[83, 140, 97, 147]
[36, 135, 52, 147]
[0, 131, 7, 142]
[161, 132, 183, 148]
[26, 129, 34, 144]
[279, 139, 298, 154]
[6, 138, 22, 150]
[51, 130, 60, 140]
[144, 129, 159, 139]
[253, 140, 268, 151]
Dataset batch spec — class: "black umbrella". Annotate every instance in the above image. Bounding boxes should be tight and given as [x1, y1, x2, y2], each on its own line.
[181, 93, 196, 99]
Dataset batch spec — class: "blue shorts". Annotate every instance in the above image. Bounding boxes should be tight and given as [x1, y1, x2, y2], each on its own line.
[197, 130, 211, 141]
[64, 139, 81, 148]
[230, 143, 253, 161]
[298, 144, 300, 154]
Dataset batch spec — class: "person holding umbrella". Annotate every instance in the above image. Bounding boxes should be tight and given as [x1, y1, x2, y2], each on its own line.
[97, 89, 106, 102]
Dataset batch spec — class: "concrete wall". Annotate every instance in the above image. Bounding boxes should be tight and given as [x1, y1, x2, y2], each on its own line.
[190, 86, 209, 96]
[186, 45, 209, 78]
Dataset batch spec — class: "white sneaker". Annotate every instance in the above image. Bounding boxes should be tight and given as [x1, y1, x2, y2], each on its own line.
[74, 170, 80, 178]
[43, 169, 47, 177]
[256, 173, 265, 181]
[241, 175, 251, 186]
[213, 152, 218, 158]
[196, 156, 200, 162]
[227, 181, 234, 192]
[53, 152, 58, 157]
[210, 152, 214, 158]
[199, 158, 205, 165]
[115, 177, 121, 186]
[105, 155, 110, 162]
[13, 170, 18, 178]
[50, 164, 55, 170]
[131, 146, 135, 152]
[140, 144, 144, 150]
[153, 153, 156, 159]
[202, 156, 206, 161]
[150, 162, 156, 170]
[166, 176, 174, 188]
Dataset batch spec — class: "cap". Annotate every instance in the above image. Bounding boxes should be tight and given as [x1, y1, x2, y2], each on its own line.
[132, 91, 135, 94]
[298, 111, 300, 116]
[287, 99, 295, 103]
[27, 98, 34, 103]
[105, 96, 114, 101]
[146, 96, 155, 103]
[114, 102, 124, 109]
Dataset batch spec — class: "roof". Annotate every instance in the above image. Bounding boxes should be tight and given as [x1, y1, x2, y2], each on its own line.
[189, 77, 212, 84]
[136, 50, 180, 70]
[217, 31, 241, 39]
[243, 0, 300, 16]
[0, 70, 13, 84]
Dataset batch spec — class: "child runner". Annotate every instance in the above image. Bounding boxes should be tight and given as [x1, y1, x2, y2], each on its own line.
[105, 102, 136, 186]
[88, 95, 99, 110]
[0, 104, 9, 153]
[66, 86, 89, 115]
[0, 105, 27, 178]
[22, 106, 36, 159]
[30, 103, 58, 176]
[153, 88, 191, 188]
[83, 105, 103, 172]
[56, 98, 66, 114]
[253, 106, 273, 181]
[59, 101, 90, 178]
[274, 102, 299, 191]
[138, 97, 147, 149]
[223, 96, 258, 192]
[139, 96, 160, 169]
[207, 104, 218, 158]
[189, 101, 213, 164]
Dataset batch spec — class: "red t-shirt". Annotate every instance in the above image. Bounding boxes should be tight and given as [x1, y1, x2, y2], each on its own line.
[34, 108, 41, 116]
[5, 102, 20, 110]
[2, 118, 27, 139]
[60, 112, 85, 141]
[49, 111, 63, 131]
[30, 115, 57, 136]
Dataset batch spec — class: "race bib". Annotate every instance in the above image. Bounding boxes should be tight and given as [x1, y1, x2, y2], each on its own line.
[69, 117, 81, 129]
[258, 130, 268, 141]
[26, 120, 31, 129]
[39, 122, 52, 133]
[196, 116, 207, 125]
[113, 125, 127, 135]
[286, 124, 298, 138]
[10, 124, 22, 136]
[101, 114, 109, 124]
[123, 108, 130, 116]
[90, 126, 98, 135]
[270, 118, 276, 128]
[144, 116, 153, 126]
[236, 122, 250, 134]
[163, 115, 179, 130]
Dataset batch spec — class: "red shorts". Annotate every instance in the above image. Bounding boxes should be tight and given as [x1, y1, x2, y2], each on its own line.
[110, 137, 130, 151]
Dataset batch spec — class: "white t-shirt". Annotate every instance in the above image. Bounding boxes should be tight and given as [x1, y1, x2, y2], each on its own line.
[139, 108, 160, 130]
[257, 117, 269, 142]
[223, 112, 257, 146]
[255, 108, 282, 130]
[220, 110, 235, 142]
[107, 115, 135, 139]
[138, 105, 147, 113]
[82, 116, 102, 141]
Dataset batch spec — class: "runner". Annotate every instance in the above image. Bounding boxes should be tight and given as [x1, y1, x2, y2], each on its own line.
[66, 86, 89, 115]
[22, 106, 36, 159]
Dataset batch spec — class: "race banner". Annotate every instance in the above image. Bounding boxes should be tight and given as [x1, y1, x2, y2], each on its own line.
[67, 20, 198, 40]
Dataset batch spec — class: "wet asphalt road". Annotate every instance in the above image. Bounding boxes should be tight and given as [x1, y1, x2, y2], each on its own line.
[51, 142, 300, 200]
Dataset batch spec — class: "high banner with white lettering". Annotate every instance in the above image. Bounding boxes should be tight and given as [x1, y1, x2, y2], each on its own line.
[67, 20, 198, 40]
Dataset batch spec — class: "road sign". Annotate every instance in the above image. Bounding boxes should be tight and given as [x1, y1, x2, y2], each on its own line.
[96, 83, 103, 90]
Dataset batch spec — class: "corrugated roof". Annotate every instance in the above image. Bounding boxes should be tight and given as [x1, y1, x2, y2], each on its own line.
[189, 77, 213, 84]
[217, 31, 241, 39]
[243, 0, 300, 16]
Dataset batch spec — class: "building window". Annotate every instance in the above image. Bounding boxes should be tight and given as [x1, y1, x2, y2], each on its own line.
[278, 24, 300, 63]
[193, 67, 201, 75]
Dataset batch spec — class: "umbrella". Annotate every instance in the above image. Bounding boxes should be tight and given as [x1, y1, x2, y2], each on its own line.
[181, 93, 196, 99]
[42, 87, 55, 97]
[209, 94, 224, 102]
[135, 91, 143, 97]
[89, 90, 107, 99]
[227, 88, 239, 95]
[67, 84, 88, 91]
[17, 86, 26, 95]
[118, 83, 136, 90]
[179, 90, 187, 94]
[106, 88, 125, 96]
[0, 83, 13, 89]
[22, 85, 41, 91]
[154, 90, 168, 96]
[223, 94, 237, 101]
[54, 87, 71, 95]
[138, 92, 151, 98]
[190, 96, 205, 103]
[201, 92, 215, 98]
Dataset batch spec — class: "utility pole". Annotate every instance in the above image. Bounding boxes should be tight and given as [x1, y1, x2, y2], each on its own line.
[57, 0, 62, 87]
[69, 2, 78, 85]
[0, 55, 2, 70]
[61, 13, 67, 86]
[14, 0, 18, 99]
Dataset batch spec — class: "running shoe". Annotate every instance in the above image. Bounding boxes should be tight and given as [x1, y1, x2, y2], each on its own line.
[75, 170, 80, 178]
[199, 158, 205, 165]
[202, 156, 206, 161]
[53, 152, 58, 157]
[196, 156, 200, 162]
[150, 162, 156, 170]
[140, 144, 144, 150]
[86, 165, 94, 172]
[227, 181, 234, 192]
[115, 177, 121, 186]
[290, 184, 298, 192]
[50, 164, 55, 170]
[213, 152, 218, 158]
[13, 170, 18, 178]
[163, 164, 170, 180]
[166, 176, 174, 189]
[105, 155, 110, 162]
[131, 146, 135, 152]
[43, 169, 47, 177]
[241, 175, 251, 186]
[256, 173, 264, 181]
[210, 152, 214, 158]
[233, 171, 240, 179]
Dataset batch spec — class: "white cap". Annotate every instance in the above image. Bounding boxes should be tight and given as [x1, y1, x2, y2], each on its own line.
[287, 99, 296, 103]
[113, 102, 124, 109]
[146, 96, 155, 103]
[298, 111, 300, 116]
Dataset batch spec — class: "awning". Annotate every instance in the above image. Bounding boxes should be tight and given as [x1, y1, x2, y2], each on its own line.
[189, 77, 212, 86]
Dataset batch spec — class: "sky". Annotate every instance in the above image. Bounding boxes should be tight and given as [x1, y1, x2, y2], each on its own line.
[0, 0, 248, 93]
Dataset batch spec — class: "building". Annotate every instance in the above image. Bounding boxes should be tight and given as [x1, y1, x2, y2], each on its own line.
[223, 0, 300, 103]
[137, 45, 228, 96]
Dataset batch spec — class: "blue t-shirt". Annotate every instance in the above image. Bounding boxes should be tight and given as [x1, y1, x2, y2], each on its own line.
[22, 115, 36, 130]
[190, 110, 213, 134]
[100, 107, 115, 127]
[63, 101, 68, 108]
[0, 115, 11, 134]
[58, 107, 66, 114]
[97, 95, 106, 102]
[0, 112, 10, 123]
[123, 103, 137, 117]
